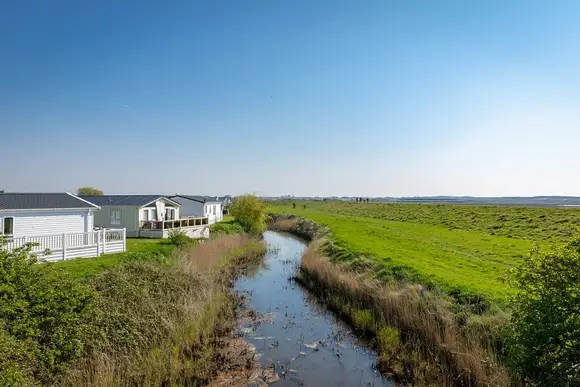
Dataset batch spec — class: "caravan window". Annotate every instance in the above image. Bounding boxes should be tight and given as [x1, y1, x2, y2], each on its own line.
[110, 209, 121, 225]
[2, 217, 14, 235]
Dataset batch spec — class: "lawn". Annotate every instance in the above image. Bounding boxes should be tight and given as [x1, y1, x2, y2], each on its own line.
[267, 202, 562, 302]
[51, 238, 175, 279]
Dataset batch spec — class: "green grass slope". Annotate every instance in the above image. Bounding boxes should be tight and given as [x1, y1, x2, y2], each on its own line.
[270, 203, 544, 302]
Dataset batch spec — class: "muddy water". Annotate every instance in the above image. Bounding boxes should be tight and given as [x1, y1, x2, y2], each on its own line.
[235, 231, 393, 387]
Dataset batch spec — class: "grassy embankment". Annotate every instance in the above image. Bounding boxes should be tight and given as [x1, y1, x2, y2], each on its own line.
[1, 233, 266, 386]
[269, 202, 580, 303]
[268, 202, 580, 385]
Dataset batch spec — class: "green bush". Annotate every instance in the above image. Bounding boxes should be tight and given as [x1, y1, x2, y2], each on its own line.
[230, 194, 268, 235]
[506, 238, 580, 386]
[210, 221, 244, 235]
[0, 239, 96, 383]
[167, 228, 192, 247]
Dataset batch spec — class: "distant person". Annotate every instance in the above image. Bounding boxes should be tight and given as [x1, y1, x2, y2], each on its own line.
[303, 204, 307, 209]
[293, 202, 296, 209]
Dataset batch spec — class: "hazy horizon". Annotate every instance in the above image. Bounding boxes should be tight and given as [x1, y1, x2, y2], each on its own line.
[2, 1, 580, 197]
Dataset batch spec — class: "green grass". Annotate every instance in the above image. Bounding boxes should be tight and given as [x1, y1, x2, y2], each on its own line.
[281, 201, 580, 240]
[268, 202, 559, 302]
[50, 238, 175, 279]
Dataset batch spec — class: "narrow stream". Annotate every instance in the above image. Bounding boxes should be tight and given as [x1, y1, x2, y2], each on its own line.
[235, 231, 393, 387]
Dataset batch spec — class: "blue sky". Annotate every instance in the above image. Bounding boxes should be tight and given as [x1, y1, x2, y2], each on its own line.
[1, 0, 580, 197]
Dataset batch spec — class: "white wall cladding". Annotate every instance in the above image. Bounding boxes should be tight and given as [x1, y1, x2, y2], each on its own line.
[0, 209, 93, 237]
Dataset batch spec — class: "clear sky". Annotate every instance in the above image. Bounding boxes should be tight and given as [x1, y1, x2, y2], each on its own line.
[1, 1, 580, 197]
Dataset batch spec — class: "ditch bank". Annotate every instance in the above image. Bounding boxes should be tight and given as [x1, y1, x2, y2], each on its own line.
[234, 231, 392, 386]
[267, 214, 510, 386]
[59, 235, 273, 387]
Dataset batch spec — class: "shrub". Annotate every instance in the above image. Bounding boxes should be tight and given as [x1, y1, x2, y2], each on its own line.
[167, 228, 192, 247]
[210, 221, 244, 235]
[230, 194, 268, 235]
[0, 238, 96, 383]
[506, 238, 580, 386]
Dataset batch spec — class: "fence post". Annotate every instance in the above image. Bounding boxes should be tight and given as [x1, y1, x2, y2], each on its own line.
[62, 233, 67, 261]
[22, 235, 27, 248]
[96, 230, 101, 256]
[102, 229, 106, 254]
[122, 228, 126, 252]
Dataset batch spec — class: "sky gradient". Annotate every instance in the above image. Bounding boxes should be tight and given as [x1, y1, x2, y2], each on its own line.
[1, 0, 580, 197]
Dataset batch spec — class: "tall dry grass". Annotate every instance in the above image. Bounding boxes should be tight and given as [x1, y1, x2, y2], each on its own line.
[298, 240, 510, 386]
[268, 218, 299, 233]
[61, 235, 266, 387]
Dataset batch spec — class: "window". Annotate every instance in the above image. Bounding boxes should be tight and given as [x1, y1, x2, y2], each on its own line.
[110, 209, 121, 225]
[143, 209, 149, 221]
[2, 217, 14, 235]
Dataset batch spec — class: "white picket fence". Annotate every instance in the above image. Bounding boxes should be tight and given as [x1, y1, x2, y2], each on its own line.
[4, 228, 126, 262]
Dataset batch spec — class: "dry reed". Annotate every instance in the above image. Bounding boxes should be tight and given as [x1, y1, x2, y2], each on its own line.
[298, 242, 510, 386]
[61, 235, 266, 387]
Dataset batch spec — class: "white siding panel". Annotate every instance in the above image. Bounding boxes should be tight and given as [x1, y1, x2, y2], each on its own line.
[16, 212, 84, 237]
[0, 209, 91, 237]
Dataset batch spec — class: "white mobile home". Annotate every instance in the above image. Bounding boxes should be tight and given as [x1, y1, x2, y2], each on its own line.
[84, 195, 210, 238]
[169, 195, 223, 224]
[0, 192, 100, 237]
[0, 192, 126, 262]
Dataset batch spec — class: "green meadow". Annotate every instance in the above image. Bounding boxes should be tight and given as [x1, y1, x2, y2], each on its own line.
[268, 202, 579, 302]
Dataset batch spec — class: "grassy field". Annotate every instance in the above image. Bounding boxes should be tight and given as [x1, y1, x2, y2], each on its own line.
[286, 201, 580, 240]
[51, 238, 175, 279]
[267, 202, 575, 302]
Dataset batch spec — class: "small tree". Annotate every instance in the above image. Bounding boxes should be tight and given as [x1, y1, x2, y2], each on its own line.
[229, 194, 267, 235]
[506, 238, 580, 386]
[77, 187, 103, 196]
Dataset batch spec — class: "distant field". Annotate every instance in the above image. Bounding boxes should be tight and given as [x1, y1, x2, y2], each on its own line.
[267, 202, 577, 302]
[279, 201, 580, 240]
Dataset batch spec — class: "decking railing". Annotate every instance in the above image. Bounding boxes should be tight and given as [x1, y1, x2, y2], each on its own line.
[2, 228, 126, 262]
[139, 216, 209, 230]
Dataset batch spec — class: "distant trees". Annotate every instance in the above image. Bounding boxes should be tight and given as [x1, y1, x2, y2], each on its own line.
[230, 194, 268, 235]
[77, 187, 103, 196]
[506, 238, 580, 386]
